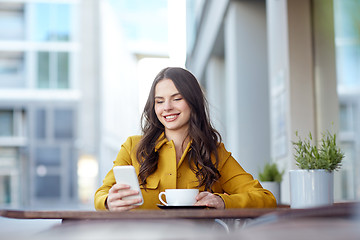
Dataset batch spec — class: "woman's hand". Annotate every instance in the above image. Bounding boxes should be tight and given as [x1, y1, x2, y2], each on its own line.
[106, 183, 142, 211]
[194, 191, 225, 209]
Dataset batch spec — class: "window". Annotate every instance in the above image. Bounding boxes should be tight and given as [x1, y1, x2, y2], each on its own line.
[34, 108, 74, 140]
[0, 147, 17, 169]
[35, 146, 61, 166]
[31, 106, 76, 202]
[37, 52, 70, 89]
[339, 142, 356, 199]
[57, 52, 69, 89]
[33, 3, 72, 42]
[336, 45, 360, 87]
[0, 51, 25, 88]
[335, 0, 360, 89]
[339, 103, 356, 133]
[335, 0, 360, 200]
[54, 109, 73, 139]
[0, 147, 18, 205]
[35, 175, 61, 198]
[0, 175, 11, 204]
[0, 108, 26, 139]
[35, 109, 46, 139]
[0, 3, 25, 40]
[37, 52, 50, 88]
[0, 110, 13, 137]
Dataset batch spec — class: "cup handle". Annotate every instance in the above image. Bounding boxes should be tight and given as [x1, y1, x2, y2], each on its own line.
[159, 192, 167, 206]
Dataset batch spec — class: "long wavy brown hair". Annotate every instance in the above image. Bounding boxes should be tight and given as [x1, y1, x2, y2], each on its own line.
[136, 67, 221, 191]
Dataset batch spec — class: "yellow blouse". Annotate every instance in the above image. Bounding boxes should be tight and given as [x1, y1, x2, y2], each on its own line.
[94, 135, 276, 210]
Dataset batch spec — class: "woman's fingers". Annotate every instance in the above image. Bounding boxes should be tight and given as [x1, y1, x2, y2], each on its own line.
[108, 198, 141, 211]
[109, 202, 139, 212]
[107, 196, 142, 211]
[194, 191, 211, 206]
[107, 183, 142, 211]
[109, 183, 130, 193]
[111, 189, 140, 200]
[194, 191, 225, 209]
[109, 196, 142, 207]
[195, 191, 211, 201]
[109, 184, 140, 199]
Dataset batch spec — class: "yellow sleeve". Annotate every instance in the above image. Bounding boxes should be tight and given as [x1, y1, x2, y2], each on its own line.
[94, 136, 140, 210]
[215, 144, 277, 208]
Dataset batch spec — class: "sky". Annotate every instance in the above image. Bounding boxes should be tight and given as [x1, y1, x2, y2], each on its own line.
[107, 0, 186, 112]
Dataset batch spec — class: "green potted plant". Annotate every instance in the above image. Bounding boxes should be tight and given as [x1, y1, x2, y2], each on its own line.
[290, 130, 344, 208]
[259, 162, 284, 182]
[259, 162, 284, 204]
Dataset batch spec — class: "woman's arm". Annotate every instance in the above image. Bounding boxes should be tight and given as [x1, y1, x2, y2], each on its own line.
[214, 144, 277, 208]
[94, 136, 142, 211]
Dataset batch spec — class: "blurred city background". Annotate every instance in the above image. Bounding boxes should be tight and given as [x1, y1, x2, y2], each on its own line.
[0, 0, 359, 212]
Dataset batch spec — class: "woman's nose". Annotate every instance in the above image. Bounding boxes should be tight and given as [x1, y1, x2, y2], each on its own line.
[164, 100, 173, 111]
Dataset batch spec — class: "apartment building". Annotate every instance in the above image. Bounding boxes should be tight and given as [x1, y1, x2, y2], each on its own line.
[0, 0, 82, 208]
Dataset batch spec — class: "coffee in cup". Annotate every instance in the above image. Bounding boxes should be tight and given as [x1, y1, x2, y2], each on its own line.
[158, 189, 199, 206]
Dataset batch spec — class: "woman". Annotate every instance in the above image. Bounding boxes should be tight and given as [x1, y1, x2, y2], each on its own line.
[94, 67, 276, 211]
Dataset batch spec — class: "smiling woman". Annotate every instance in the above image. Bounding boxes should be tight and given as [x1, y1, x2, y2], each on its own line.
[94, 67, 277, 211]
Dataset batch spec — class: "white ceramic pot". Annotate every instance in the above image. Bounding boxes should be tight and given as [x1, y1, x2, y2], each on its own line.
[289, 169, 334, 208]
[261, 181, 280, 204]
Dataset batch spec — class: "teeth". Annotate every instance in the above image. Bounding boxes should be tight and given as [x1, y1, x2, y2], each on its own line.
[165, 115, 176, 119]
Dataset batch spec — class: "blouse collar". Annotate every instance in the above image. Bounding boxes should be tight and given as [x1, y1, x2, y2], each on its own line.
[154, 132, 192, 153]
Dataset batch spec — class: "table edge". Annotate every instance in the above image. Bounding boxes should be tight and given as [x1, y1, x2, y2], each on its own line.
[1, 202, 358, 220]
[0, 208, 279, 220]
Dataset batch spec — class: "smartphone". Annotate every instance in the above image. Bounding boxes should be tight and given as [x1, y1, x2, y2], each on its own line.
[113, 165, 144, 205]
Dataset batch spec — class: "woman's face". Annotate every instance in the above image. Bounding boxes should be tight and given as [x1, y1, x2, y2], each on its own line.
[154, 78, 191, 135]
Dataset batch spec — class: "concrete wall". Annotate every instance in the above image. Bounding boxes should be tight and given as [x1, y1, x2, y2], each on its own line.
[223, 0, 270, 177]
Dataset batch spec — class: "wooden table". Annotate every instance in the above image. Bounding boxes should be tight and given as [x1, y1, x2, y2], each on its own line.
[1, 203, 359, 240]
[0, 208, 284, 221]
[0, 202, 356, 221]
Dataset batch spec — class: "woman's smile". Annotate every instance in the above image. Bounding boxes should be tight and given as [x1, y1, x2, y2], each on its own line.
[163, 113, 180, 122]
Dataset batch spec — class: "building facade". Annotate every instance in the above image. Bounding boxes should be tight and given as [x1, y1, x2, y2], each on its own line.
[0, 0, 86, 208]
[186, 0, 360, 203]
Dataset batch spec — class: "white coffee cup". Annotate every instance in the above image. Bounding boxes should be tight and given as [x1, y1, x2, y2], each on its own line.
[158, 189, 199, 206]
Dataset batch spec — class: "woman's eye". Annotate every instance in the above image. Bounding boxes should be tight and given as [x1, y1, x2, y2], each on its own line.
[156, 101, 164, 104]
[174, 98, 182, 101]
